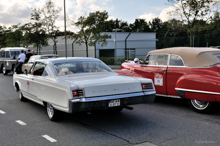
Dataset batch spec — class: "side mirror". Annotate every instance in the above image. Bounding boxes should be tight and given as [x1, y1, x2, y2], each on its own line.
[24, 69, 28, 75]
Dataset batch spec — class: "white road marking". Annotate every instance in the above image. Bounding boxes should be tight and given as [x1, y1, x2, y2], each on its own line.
[42, 135, 57, 143]
[0, 110, 6, 114]
[134, 142, 158, 146]
[15, 120, 27, 126]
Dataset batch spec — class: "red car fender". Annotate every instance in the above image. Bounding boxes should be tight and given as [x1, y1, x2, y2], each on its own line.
[175, 74, 220, 102]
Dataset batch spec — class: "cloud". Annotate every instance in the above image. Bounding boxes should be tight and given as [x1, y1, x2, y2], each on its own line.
[0, 0, 34, 26]
[138, 13, 158, 23]
[137, 5, 181, 23]
[0, 0, 113, 32]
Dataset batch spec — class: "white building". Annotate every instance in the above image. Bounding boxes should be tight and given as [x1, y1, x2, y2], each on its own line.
[28, 32, 157, 59]
[96, 32, 156, 59]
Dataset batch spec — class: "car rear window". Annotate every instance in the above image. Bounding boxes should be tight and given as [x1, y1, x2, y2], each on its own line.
[54, 61, 112, 76]
[169, 55, 184, 66]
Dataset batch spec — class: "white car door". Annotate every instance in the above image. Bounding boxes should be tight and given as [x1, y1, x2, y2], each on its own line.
[28, 62, 47, 103]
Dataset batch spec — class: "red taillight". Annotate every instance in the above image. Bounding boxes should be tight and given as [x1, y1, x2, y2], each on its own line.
[72, 90, 83, 97]
[142, 83, 153, 90]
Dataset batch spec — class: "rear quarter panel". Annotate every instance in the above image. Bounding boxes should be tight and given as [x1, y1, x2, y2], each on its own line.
[175, 66, 220, 102]
[34, 77, 72, 112]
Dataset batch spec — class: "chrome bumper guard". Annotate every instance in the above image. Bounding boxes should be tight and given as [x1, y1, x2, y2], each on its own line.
[68, 91, 156, 113]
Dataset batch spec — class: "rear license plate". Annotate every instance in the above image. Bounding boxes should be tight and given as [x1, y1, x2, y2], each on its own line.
[108, 99, 120, 107]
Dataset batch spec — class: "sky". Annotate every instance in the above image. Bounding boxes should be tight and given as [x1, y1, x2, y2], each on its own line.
[0, 0, 176, 32]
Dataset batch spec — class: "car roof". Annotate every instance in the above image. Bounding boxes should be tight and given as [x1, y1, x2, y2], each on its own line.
[149, 47, 220, 67]
[0, 47, 28, 51]
[30, 54, 59, 58]
[40, 54, 59, 57]
[39, 57, 100, 64]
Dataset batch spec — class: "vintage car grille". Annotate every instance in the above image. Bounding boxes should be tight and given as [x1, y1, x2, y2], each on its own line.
[142, 83, 153, 90]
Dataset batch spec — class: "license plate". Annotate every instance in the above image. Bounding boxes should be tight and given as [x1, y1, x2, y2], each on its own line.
[108, 99, 120, 107]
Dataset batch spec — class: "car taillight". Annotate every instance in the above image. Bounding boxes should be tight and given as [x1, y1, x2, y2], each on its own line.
[72, 90, 83, 97]
[142, 83, 153, 90]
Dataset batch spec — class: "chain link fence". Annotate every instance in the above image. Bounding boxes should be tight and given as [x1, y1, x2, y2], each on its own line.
[157, 32, 220, 49]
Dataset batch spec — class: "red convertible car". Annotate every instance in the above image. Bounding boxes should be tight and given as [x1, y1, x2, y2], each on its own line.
[115, 47, 220, 113]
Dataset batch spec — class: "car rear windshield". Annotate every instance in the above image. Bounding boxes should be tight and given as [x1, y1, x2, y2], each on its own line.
[54, 61, 112, 76]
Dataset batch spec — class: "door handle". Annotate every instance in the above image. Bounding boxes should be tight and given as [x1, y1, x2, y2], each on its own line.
[161, 69, 166, 72]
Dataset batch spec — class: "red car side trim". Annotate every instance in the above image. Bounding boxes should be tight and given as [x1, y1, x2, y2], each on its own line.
[175, 88, 220, 95]
[156, 94, 181, 99]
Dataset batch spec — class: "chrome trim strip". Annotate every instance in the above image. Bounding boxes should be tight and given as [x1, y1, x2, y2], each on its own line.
[156, 94, 181, 99]
[175, 88, 220, 95]
[71, 91, 156, 102]
[144, 91, 156, 95]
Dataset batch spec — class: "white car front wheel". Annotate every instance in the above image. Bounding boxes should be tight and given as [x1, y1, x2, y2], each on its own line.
[18, 90, 25, 101]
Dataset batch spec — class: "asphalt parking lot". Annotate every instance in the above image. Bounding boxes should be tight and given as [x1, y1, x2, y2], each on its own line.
[1, 73, 220, 146]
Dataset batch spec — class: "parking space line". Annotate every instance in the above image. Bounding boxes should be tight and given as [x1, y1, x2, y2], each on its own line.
[0, 110, 6, 114]
[42, 135, 57, 143]
[15, 120, 27, 126]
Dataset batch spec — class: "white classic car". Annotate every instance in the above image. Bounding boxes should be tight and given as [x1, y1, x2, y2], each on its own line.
[13, 58, 156, 121]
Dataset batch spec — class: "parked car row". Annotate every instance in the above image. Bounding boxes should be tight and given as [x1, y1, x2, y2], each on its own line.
[115, 47, 220, 113]
[1, 46, 220, 121]
[0, 47, 60, 75]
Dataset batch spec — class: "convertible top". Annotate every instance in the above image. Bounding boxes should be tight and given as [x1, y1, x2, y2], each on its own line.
[149, 47, 220, 67]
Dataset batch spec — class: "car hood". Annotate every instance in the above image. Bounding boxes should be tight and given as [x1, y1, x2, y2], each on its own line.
[60, 72, 143, 97]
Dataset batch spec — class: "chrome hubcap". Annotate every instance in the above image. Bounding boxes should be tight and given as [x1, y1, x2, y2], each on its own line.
[3, 67, 5, 74]
[191, 99, 209, 110]
[47, 103, 54, 118]
[19, 91, 21, 99]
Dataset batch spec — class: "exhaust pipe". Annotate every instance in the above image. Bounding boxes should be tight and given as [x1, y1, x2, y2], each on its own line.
[124, 106, 133, 110]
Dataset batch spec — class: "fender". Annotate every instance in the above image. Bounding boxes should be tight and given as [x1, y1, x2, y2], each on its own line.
[175, 74, 220, 102]
[14, 80, 22, 92]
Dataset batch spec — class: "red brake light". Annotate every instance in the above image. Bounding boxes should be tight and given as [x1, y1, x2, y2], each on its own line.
[72, 90, 83, 97]
[142, 83, 153, 90]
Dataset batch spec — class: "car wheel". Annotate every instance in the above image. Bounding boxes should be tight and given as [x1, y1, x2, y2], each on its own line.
[18, 90, 25, 101]
[0, 65, 3, 73]
[3, 65, 8, 75]
[107, 107, 123, 113]
[46, 103, 61, 121]
[12, 65, 15, 74]
[188, 99, 215, 113]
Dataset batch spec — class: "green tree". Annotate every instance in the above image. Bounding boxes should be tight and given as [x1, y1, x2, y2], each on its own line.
[29, 22, 48, 55]
[130, 19, 151, 32]
[5, 24, 23, 47]
[30, 9, 48, 55]
[167, 0, 220, 46]
[20, 23, 33, 48]
[73, 11, 109, 57]
[38, 0, 61, 54]
[0, 25, 7, 48]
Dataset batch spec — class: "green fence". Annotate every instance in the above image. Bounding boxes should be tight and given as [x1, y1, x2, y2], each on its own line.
[157, 32, 220, 49]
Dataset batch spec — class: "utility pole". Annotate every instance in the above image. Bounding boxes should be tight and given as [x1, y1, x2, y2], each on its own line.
[64, 0, 67, 58]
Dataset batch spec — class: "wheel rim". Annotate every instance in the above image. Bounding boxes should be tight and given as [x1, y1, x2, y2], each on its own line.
[3, 66, 5, 74]
[47, 103, 54, 118]
[18, 91, 22, 100]
[191, 99, 209, 110]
